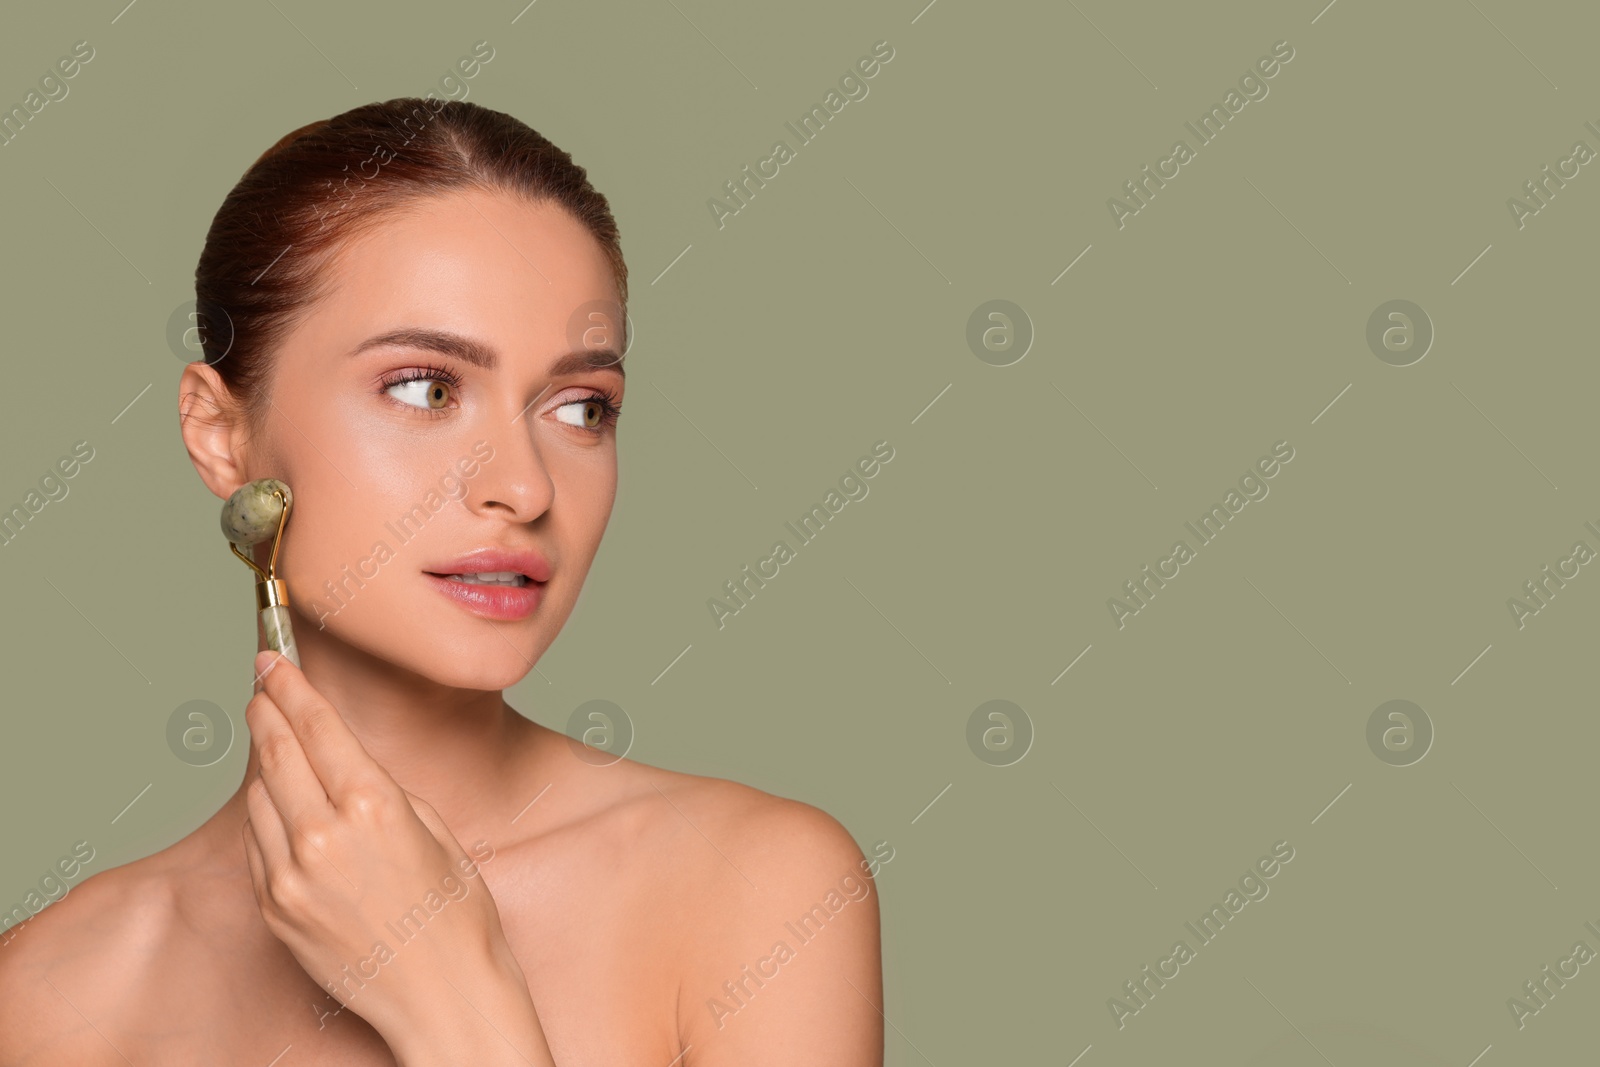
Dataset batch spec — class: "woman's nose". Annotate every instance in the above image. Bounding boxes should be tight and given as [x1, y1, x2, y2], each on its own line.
[464, 430, 554, 523]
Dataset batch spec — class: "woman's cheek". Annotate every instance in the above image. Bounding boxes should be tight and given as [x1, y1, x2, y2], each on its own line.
[283, 507, 389, 619]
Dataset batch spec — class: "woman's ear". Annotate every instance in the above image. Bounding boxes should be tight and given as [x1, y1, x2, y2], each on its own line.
[178, 361, 251, 501]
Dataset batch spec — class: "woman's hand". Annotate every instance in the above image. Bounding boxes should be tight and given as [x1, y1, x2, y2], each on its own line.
[242, 650, 555, 1065]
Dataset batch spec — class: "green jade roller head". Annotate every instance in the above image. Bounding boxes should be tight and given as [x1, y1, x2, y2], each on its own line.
[221, 478, 300, 669]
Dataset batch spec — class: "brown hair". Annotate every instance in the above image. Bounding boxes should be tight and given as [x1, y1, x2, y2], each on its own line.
[190, 96, 627, 432]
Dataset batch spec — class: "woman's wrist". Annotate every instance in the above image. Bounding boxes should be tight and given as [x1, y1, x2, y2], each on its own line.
[381, 939, 555, 1066]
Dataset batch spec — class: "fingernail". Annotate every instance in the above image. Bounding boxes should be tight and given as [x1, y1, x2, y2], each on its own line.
[252, 650, 277, 693]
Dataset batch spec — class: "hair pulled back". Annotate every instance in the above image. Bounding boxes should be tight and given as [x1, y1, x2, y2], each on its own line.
[191, 97, 627, 430]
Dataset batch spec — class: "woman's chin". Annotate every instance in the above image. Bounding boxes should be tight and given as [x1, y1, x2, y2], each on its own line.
[428, 658, 541, 692]
[295, 617, 544, 692]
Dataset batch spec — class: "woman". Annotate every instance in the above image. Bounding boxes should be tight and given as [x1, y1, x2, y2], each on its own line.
[0, 98, 884, 1065]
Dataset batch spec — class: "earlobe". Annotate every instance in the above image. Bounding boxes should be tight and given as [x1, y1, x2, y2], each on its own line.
[178, 362, 250, 501]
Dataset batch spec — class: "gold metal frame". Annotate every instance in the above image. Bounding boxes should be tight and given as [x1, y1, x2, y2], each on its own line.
[226, 486, 292, 611]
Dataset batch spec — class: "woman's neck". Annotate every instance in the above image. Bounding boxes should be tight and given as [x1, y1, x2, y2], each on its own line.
[213, 637, 559, 856]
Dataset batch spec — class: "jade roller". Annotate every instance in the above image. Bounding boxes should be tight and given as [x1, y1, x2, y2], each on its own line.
[221, 478, 300, 669]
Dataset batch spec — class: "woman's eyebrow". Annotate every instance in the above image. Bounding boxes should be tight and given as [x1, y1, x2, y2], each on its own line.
[348, 326, 624, 379]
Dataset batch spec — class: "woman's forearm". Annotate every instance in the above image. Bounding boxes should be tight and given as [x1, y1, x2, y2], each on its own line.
[384, 943, 556, 1067]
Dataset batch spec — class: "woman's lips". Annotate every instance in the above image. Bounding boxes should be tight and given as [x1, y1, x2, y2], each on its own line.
[423, 572, 544, 620]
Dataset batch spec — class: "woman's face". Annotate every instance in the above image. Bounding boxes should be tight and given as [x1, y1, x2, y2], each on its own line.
[236, 189, 624, 691]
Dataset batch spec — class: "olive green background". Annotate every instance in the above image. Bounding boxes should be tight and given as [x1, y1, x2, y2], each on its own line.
[2, 0, 1597, 1062]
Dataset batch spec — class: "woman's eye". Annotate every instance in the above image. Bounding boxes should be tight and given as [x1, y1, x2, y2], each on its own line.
[555, 398, 606, 430]
[386, 378, 454, 409]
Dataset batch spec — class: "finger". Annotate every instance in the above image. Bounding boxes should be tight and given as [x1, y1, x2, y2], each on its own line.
[255, 650, 380, 805]
[402, 790, 469, 860]
[244, 771, 293, 873]
[241, 817, 270, 911]
[252, 643, 292, 693]
[252, 655, 273, 695]
[245, 688, 333, 828]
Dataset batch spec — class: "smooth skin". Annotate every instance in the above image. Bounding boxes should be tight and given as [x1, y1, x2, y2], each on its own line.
[242, 648, 549, 1063]
[0, 188, 884, 1064]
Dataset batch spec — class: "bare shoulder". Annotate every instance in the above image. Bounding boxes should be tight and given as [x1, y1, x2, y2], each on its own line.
[598, 758, 886, 1061]
[609, 755, 870, 880]
[0, 853, 184, 1065]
